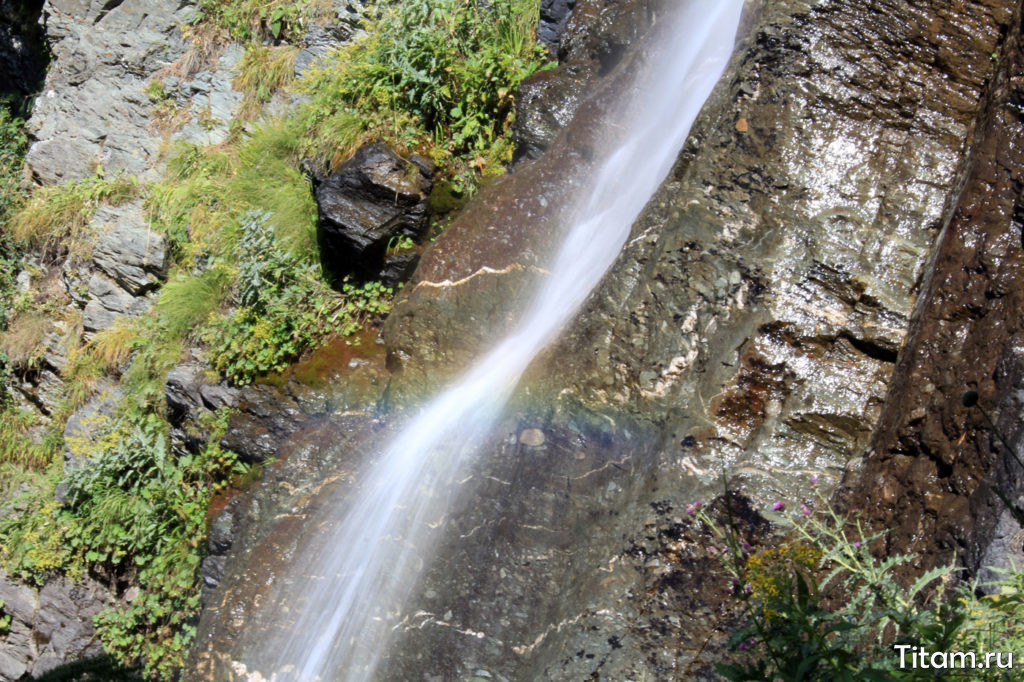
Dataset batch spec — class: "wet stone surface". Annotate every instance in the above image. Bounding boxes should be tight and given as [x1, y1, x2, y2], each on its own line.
[845, 0, 1024, 583]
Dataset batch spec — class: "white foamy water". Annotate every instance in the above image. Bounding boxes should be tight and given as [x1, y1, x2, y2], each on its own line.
[254, 2, 744, 678]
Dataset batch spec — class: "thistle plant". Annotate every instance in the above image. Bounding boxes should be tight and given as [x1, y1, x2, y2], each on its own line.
[693, 485, 962, 681]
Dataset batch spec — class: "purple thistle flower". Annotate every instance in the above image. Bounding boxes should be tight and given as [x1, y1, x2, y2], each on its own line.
[772, 501, 786, 512]
[853, 541, 862, 549]
[801, 504, 812, 516]
[810, 475, 819, 488]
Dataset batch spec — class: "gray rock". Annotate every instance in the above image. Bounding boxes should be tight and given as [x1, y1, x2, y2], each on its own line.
[91, 202, 169, 295]
[538, 0, 577, 49]
[25, 0, 196, 183]
[12, 368, 63, 417]
[0, 572, 39, 623]
[165, 363, 207, 426]
[61, 259, 91, 307]
[0, 570, 114, 678]
[82, 272, 152, 332]
[0, 619, 33, 681]
[40, 320, 72, 373]
[165, 362, 238, 454]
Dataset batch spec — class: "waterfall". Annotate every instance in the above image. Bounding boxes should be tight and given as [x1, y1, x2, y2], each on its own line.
[252, 2, 744, 678]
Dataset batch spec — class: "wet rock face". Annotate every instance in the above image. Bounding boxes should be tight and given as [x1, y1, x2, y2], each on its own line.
[847, 5, 1024, 579]
[513, 62, 595, 162]
[193, 0, 1020, 679]
[377, 0, 1016, 678]
[513, 0, 658, 162]
[313, 142, 433, 282]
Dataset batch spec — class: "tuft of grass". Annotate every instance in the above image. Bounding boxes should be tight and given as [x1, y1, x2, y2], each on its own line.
[8, 174, 139, 256]
[0, 312, 52, 370]
[154, 268, 232, 340]
[147, 124, 317, 264]
[0, 408, 57, 470]
[85, 321, 139, 372]
[234, 45, 299, 118]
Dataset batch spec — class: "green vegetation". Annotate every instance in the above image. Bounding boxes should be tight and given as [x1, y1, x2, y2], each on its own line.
[695, 489, 1024, 680]
[234, 44, 299, 117]
[294, 0, 549, 186]
[195, 0, 332, 42]
[0, 100, 28, 228]
[1, 408, 245, 680]
[201, 212, 393, 384]
[0, 0, 549, 677]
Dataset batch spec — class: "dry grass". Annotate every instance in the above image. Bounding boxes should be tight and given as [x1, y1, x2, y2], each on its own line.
[0, 312, 52, 370]
[234, 45, 300, 119]
[8, 175, 139, 256]
[85, 320, 138, 371]
[168, 20, 228, 79]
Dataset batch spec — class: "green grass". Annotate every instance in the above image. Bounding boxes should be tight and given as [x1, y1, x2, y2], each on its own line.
[154, 269, 233, 340]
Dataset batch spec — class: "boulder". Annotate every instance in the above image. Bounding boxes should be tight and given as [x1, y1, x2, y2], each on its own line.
[313, 142, 432, 280]
[91, 203, 169, 295]
[538, 0, 577, 49]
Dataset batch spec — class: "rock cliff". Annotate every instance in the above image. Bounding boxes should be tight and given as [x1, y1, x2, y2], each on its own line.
[190, 0, 1024, 679]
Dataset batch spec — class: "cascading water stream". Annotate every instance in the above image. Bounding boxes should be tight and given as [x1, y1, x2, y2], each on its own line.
[251, 2, 745, 678]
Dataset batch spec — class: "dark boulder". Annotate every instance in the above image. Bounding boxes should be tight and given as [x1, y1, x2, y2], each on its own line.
[538, 0, 577, 49]
[313, 142, 432, 282]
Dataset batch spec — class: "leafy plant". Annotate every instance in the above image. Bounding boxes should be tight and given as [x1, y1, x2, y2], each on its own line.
[294, 0, 549, 178]
[201, 212, 393, 384]
[1, 407, 246, 680]
[694, 489, 962, 681]
[194, 0, 332, 43]
[0, 101, 28, 228]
